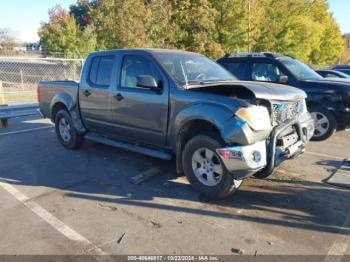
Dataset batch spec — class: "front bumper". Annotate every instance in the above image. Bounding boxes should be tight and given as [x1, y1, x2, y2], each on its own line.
[217, 113, 315, 180]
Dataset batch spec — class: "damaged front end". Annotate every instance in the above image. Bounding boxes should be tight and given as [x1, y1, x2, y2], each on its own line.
[191, 81, 314, 180]
[217, 98, 314, 180]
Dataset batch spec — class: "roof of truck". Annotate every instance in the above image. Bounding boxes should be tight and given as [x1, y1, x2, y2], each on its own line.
[90, 48, 200, 56]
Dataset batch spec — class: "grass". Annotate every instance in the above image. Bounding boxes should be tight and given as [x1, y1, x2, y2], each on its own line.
[1, 91, 36, 104]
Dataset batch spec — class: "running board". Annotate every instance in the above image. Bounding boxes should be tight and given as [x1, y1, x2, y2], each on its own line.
[85, 133, 172, 160]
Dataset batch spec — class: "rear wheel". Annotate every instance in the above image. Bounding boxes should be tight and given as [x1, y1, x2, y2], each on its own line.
[309, 106, 337, 141]
[182, 134, 243, 199]
[55, 110, 84, 149]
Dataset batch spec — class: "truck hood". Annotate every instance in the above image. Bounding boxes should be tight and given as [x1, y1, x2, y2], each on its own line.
[189, 80, 306, 103]
[300, 79, 350, 92]
[236, 81, 306, 101]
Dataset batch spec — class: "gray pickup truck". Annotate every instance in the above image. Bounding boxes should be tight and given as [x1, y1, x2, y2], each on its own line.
[38, 48, 314, 199]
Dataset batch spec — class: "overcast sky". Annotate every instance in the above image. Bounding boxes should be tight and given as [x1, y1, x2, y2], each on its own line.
[0, 0, 349, 42]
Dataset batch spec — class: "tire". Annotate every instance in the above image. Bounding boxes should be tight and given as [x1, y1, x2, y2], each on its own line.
[55, 110, 85, 149]
[309, 106, 337, 141]
[253, 167, 275, 179]
[182, 134, 243, 199]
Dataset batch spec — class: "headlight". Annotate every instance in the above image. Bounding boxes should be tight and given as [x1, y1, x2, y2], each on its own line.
[235, 106, 272, 131]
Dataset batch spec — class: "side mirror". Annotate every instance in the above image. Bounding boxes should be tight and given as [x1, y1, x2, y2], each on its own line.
[137, 75, 161, 92]
[278, 75, 289, 84]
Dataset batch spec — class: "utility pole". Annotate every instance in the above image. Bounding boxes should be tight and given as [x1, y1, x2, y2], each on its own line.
[248, 0, 251, 52]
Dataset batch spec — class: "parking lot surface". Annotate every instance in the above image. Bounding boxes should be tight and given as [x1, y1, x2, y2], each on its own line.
[0, 115, 349, 257]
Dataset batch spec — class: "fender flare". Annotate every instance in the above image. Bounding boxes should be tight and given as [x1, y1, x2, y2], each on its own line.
[50, 92, 75, 118]
[172, 103, 234, 146]
[50, 92, 86, 134]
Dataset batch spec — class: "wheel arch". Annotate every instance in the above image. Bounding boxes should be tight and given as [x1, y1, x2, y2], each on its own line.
[50, 92, 75, 121]
[175, 119, 224, 175]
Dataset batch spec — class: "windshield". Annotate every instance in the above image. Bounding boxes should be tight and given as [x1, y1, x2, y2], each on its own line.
[280, 59, 323, 81]
[154, 52, 236, 86]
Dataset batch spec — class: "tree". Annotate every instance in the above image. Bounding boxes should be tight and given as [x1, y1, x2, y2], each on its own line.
[39, 5, 97, 58]
[69, 0, 97, 29]
[340, 34, 350, 64]
[211, 0, 265, 53]
[171, 0, 223, 57]
[91, 0, 150, 50]
[145, 0, 177, 49]
[39, 0, 346, 64]
[0, 28, 17, 51]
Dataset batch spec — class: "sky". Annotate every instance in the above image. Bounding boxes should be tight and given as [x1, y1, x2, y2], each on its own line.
[0, 0, 74, 42]
[0, 0, 349, 42]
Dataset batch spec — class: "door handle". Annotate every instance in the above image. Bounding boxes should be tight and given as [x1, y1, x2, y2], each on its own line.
[83, 90, 91, 97]
[114, 93, 124, 101]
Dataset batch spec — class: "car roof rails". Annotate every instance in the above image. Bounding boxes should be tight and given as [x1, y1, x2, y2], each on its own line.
[224, 52, 294, 59]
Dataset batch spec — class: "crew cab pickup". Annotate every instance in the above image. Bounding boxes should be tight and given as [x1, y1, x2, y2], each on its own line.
[38, 49, 314, 199]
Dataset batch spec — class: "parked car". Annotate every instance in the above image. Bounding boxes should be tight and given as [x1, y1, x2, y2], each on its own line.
[38, 49, 314, 199]
[316, 69, 350, 79]
[332, 65, 350, 76]
[217, 53, 350, 141]
[316, 69, 350, 84]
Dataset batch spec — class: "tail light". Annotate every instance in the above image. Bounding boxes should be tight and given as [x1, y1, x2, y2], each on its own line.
[36, 85, 40, 102]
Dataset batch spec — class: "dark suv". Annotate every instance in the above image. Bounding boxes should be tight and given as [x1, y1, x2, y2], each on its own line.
[217, 53, 350, 141]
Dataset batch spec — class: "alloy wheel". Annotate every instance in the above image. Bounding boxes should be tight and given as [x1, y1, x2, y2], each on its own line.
[311, 112, 330, 138]
[191, 148, 224, 187]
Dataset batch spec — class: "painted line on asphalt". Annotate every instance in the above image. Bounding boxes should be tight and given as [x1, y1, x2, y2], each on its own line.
[324, 213, 350, 262]
[0, 181, 107, 255]
[306, 151, 345, 161]
[0, 126, 53, 136]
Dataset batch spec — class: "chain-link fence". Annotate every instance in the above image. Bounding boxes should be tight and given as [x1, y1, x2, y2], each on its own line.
[0, 57, 84, 104]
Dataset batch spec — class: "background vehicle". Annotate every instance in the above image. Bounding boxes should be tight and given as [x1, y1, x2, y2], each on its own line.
[38, 49, 314, 199]
[332, 65, 350, 76]
[316, 69, 350, 79]
[217, 53, 350, 141]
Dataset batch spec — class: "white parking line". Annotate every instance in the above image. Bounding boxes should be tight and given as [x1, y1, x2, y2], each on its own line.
[324, 213, 350, 262]
[0, 181, 107, 255]
[0, 126, 53, 136]
[306, 151, 345, 161]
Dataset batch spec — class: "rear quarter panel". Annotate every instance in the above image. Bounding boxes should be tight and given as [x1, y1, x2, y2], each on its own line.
[39, 81, 79, 119]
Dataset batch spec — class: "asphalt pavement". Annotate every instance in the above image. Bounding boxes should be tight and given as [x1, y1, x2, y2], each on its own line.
[0, 115, 349, 258]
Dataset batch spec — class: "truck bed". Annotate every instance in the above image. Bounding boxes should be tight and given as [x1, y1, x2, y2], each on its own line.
[38, 80, 79, 119]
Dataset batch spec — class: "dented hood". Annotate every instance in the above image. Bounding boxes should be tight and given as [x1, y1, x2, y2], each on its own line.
[188, 80, 307, 101]
[237, 81, 307, 101]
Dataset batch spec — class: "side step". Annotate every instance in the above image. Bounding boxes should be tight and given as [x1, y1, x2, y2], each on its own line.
[85, 133, 172, 160]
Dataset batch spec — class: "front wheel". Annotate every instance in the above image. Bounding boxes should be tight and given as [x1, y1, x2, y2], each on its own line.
[182, 134, 243, 199]
[309, 106, 337, 141]
[55, 110, 85, 149]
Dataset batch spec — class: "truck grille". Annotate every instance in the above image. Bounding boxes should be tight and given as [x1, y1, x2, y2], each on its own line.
[272, 101, 303, 125]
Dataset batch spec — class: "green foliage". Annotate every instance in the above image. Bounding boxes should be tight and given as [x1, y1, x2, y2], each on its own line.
[39, 0, 346, 65]
[91, 0, 150, 49]
[39, 5, 96, 58]
[170, 0, 223, 57]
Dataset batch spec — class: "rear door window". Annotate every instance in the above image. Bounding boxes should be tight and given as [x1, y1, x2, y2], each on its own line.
[88, 56, 115, 88]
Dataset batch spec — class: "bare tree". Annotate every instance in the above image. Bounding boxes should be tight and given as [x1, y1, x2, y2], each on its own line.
[0, 28, 17, 51]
